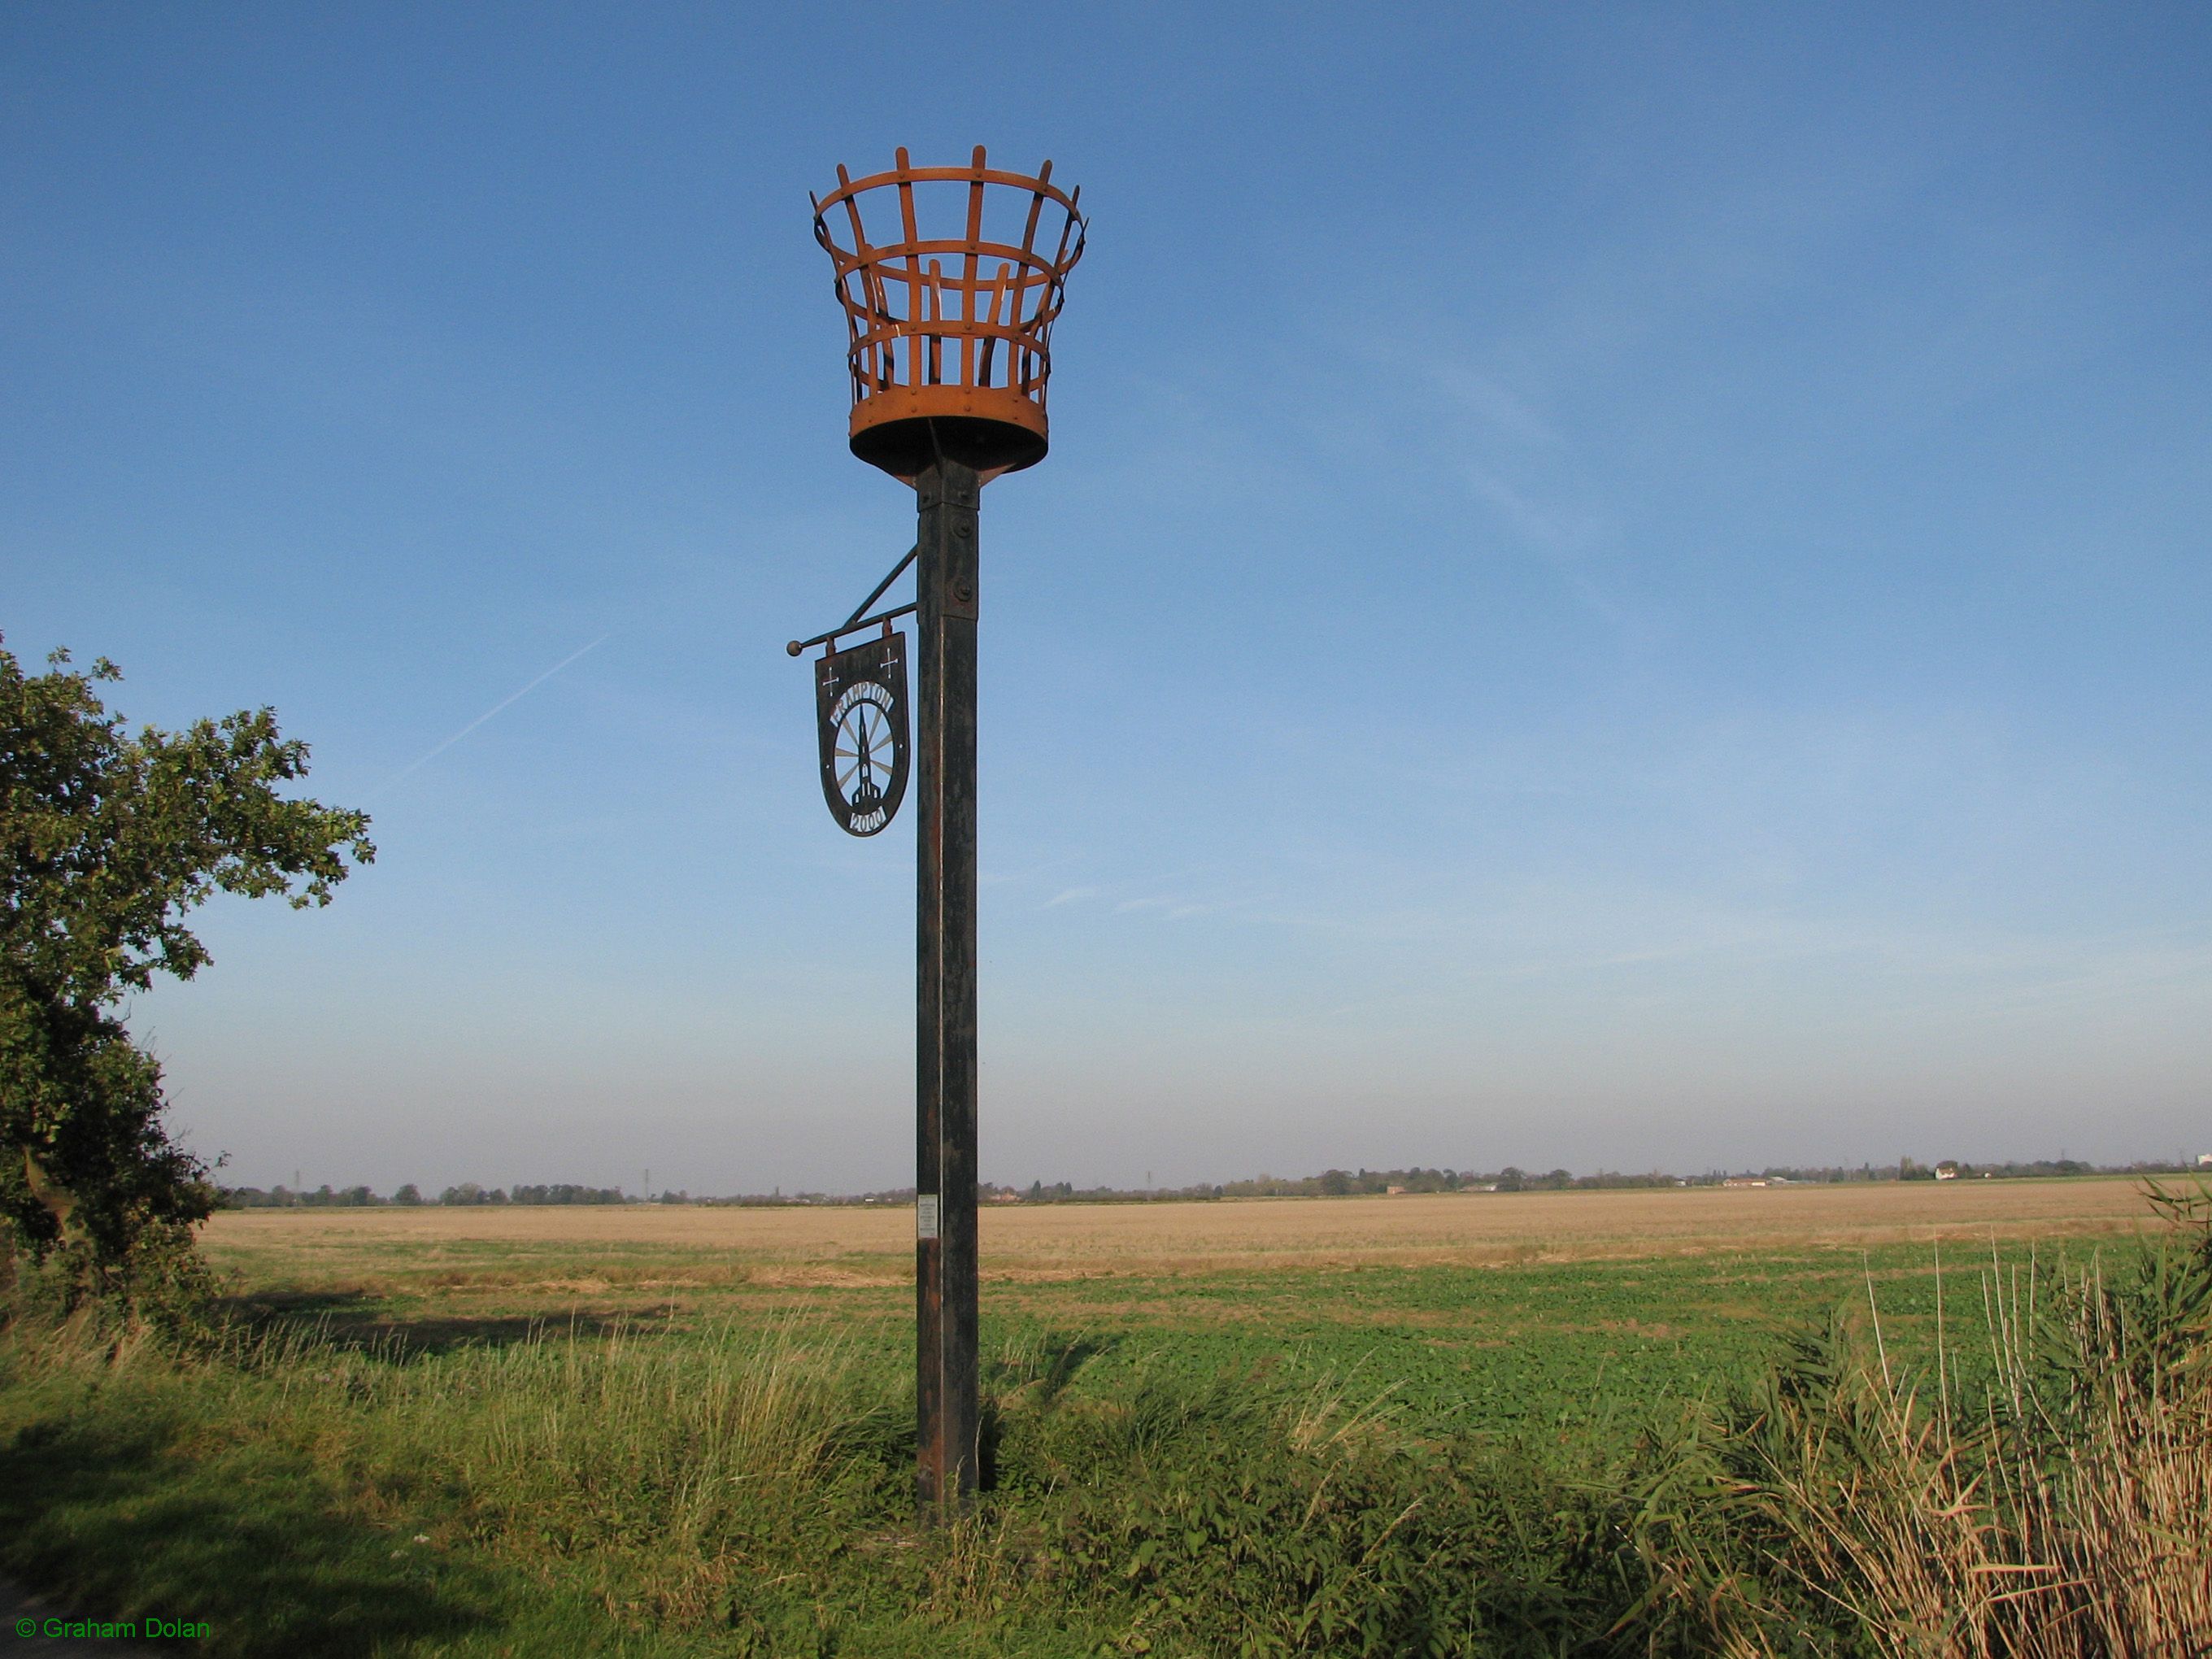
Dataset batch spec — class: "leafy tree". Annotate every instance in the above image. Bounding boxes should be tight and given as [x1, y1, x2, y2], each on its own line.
[0, 642, 372, 1307]
[392, 1182, 422, 1206]
[438, 1182, 508, 1205]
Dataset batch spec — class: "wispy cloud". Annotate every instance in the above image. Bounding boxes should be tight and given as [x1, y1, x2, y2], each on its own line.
[1043, 886, 1099, 908]
[374, 634, 608, 795]
[1330, 328, 1634, 629]
[1428, 364, 1562, 446]
[1456, 463, 1629, 625]
[1095, 891, 1247, 924]
[1457, 464, 1600, 553]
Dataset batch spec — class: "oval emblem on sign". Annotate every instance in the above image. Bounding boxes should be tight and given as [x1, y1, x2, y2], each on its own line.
[815, 633, 910, 836]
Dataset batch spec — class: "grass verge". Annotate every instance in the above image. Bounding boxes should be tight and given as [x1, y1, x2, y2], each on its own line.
[3, 1188, 2205, 1656]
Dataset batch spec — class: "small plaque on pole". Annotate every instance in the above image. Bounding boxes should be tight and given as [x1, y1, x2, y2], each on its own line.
[815, 634, 909, 836]
[915, 1193, 939, 1239]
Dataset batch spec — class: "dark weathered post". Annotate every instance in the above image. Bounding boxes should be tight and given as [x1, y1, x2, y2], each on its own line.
[798, 147, 1084, 1519]
[913, 457, 981, 1504]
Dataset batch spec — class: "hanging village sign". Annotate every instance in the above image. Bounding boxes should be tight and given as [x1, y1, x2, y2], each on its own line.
[814, 630, 908, 835]
[786, 147, 1086, 1515]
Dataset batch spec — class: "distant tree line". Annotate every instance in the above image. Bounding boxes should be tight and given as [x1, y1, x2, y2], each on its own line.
[1735, 1158, 2189, 1184]
[216, 1156, 2205, 1213]
[507, 1183, 626, 1205]
[222, 1184, 388, 1208]
[220, 1181, 625, 1208]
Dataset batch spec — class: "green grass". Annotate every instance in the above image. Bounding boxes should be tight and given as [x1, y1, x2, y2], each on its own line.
[2, 1208, 2196, 1657]
[199, 1219, 2052, 1440]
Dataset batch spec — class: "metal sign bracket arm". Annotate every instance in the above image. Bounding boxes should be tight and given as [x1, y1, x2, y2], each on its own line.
[785, 543, 920, 657]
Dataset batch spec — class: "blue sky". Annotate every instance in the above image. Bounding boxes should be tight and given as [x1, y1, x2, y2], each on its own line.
[7, 5, 2209, 1193]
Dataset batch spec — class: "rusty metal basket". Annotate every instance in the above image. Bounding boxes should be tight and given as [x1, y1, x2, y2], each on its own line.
[812, 146, 1085, 483]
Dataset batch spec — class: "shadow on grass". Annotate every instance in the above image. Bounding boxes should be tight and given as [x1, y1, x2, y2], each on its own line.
[980, 1332, 1116, 1490]
[216, 1290, 634, 1359]
[0, 1409, 499, 1656]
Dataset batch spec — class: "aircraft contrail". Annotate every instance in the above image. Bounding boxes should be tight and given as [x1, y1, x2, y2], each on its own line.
[376, 634, 609, 795]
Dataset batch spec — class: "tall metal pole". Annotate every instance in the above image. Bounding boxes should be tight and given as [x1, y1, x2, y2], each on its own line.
[913, 456, 981, 1512]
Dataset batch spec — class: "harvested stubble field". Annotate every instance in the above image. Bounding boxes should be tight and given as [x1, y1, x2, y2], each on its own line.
[202, 1176, 2156, 1282]
[5, 1176, 2199, 1658]
[194, 1180, 2157, 1443]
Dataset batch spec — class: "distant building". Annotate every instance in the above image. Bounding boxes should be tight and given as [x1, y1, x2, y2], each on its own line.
[1722, 1177, 1767, 1189]
[1385, 1184, 1407, 1195]
[1936, 1163, 1960, 1181]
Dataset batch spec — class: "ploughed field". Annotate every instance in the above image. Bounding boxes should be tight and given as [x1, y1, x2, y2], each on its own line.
[203, 1179, 2151, 1439]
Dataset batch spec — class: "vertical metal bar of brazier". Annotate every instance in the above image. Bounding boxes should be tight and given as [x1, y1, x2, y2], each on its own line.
[914, 457, 981, 1515]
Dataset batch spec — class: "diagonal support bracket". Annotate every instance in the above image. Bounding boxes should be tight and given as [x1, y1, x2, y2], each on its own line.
[786, 544, 919, 656]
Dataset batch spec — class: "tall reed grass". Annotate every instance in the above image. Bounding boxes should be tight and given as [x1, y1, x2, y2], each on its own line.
[1653, 1182, 2212, 1657]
